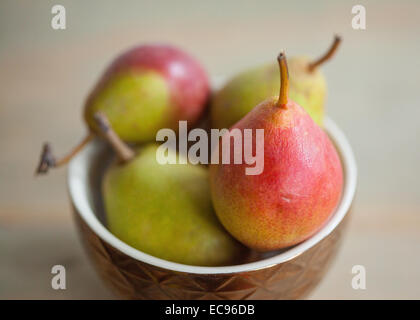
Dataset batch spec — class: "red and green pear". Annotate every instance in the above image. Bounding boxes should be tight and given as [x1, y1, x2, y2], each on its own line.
[209, 52, 343, 251]
[37, 44, 209, 174]
[85, 44, 210, 142]
[211, 36, 341, 129]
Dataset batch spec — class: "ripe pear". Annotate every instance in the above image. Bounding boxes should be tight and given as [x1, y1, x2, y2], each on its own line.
[37, 44, 209, 174]
[209, 53, 343, 251]
[95, 113, 245, 266]
[211, 36, 341, 129]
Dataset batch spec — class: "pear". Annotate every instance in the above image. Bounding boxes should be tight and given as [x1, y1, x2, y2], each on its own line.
[37, 44, 209, 174]
[94, 113, 245, 266]
[211, 36, 341, 129]
[209, 52, 343, 251]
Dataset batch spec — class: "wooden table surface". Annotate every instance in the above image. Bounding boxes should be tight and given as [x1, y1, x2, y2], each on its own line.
[1, 0, 420, 299]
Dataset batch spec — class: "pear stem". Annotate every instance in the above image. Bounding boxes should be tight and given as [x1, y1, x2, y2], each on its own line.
[93, 112, 135, 163]
[36, 133, 94, 175]
[307, 35, 342, 72]
[277, 51, 289, 108]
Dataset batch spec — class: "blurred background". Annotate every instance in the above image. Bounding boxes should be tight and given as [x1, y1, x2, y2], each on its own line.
[1, 0, 419, 299]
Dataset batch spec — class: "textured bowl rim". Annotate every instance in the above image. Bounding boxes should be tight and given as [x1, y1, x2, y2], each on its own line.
[68, 117, 357, 275]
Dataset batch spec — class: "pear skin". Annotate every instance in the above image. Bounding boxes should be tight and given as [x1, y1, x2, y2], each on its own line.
[85, 44, 210, 143]
[37, 44, 210, 174]
[211, 37, 341, 129]
[103, 144, 246, 266]
[85, 70, 172, 143]
[211, 57, 326, 129]
[209, 53, 343, 251]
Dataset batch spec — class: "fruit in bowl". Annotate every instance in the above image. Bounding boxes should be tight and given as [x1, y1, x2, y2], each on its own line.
[209, 52, 343, 251]
[37, 40, 357, 300]
[93, 113, 246, 266]
[210, 36, 341, 129]
[37, 44, 210, 174]
[69, 118, 356, 299]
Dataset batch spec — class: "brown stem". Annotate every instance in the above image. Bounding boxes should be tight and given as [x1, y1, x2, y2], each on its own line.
[277, 51, 289, 108]
[307, 35, 342, 72]
[36, 133, 94, 175]
[93, 112, 135, 163]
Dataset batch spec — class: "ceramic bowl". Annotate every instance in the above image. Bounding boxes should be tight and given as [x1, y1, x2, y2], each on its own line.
[68, 117, 357, 299]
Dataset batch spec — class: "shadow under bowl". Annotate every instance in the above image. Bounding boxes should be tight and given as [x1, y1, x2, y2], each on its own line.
[68, 117, 357, 300]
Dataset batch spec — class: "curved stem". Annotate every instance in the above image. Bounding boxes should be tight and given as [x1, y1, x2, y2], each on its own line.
[93, 112, 135, 164]
[36, 132, 94, 175]
[308, 35, 342, 72]
[277, 51, 289, 108]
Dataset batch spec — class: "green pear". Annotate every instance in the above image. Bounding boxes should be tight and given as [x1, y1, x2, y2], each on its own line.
[211, 36, 341, 129]
[95, 114, 245, 266]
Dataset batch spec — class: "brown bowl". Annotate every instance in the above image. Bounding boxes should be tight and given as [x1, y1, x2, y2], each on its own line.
[68, 117, 357, 299]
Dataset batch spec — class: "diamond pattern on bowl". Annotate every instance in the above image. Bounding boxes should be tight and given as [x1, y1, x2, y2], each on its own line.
[74, 208, 349, 300]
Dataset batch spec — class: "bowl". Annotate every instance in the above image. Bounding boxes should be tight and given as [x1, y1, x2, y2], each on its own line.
[68, 117, 357, 299]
